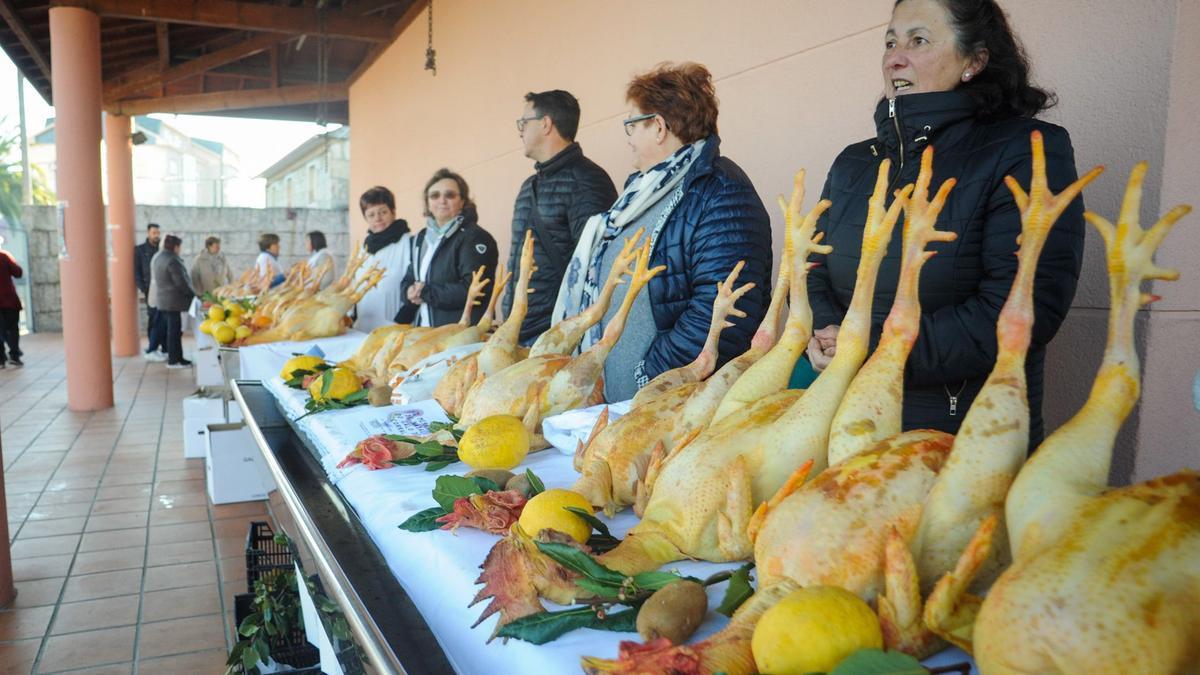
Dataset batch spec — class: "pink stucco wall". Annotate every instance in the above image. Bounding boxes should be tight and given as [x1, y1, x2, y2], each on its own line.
[349, 0, 1199, 481]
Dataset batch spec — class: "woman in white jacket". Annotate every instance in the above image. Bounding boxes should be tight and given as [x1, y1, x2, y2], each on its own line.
[354, 186, 412, 331]
[305, 230, 335, 290]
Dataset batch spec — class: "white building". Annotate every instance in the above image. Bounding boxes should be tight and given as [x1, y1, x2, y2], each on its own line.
[259, 126, 349, 210]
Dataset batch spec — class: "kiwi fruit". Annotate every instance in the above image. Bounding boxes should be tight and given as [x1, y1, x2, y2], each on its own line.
[465, 469, 515, 489]
[367, 385, 393, 407]
[636, 580, 708, 644]
[505, 473, 534, 496]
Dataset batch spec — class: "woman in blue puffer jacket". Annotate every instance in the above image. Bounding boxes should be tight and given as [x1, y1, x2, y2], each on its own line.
[553, 62, 772, 402]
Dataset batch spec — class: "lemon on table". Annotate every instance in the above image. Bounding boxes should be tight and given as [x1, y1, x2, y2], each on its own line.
[308, 366, 362, 403]
[281, 354, 326, 381]
[458, 415, 530, 471]
[224, 301, 245, 316]
[234, 325, 253, 340]
[212, 322, 236, 345]
[225, 313, 243, 328]
[752, 586, 883, 675]
[199, 319, 214, 335]
[207, 305, 226, 322]
[517, 488, 594, 543]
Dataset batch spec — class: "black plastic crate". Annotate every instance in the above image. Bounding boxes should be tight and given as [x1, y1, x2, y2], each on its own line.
[245, 521, 294, 594]
[234, 593, 320, 673]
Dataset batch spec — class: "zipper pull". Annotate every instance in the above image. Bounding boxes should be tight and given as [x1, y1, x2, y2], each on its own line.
[888, 98, 896, 118]
[948, 394, 958, 416]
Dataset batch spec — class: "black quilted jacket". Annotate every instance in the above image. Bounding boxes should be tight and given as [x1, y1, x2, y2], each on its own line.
[394, 206, 499, 327]
[637, 136, 773, 382]
[501, 143, 617, 343]
[808, 91, 1086, 444]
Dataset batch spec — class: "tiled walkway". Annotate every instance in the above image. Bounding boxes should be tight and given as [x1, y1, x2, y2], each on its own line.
[1, 334, 271, 674]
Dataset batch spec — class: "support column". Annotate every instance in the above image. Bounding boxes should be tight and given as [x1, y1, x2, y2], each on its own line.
[105, 113, 140, 357]
[51, 6, 113, 411]
[0, 429, 14, 608]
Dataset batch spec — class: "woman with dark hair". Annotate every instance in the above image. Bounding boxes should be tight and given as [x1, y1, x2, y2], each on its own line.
[152, 234, 196, 368]
[394, 168, 498, 327]
[802, 0, 1086, 444]
[255, 233, 284, 289]
[305, 230, 335, 290]
[354, 186, 411, 331]
[552, 61, 772, 402]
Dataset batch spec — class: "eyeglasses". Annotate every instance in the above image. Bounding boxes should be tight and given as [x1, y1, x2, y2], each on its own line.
[516, 115, 546, 133]
[427, 190, 460, 201]
[623, 112, 658, 136]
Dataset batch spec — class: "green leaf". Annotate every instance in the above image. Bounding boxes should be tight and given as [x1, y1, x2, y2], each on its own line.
[341, 388, 370, 403]
[414, 440, 447, 457]
[432, 474, 483, 512]
[273, 532, 291, 547]
[629, 570, 685, 592]
[495, 606, 638, 645]
[535, 541, 626, 588]
[238, 613, 261, 637]
[398, 506, 449, 532]
[321, 369, 333, 398]
[564, 506, 612, 539]
[471, 476, 502, 493]
[424, 459, 457, 472]
[332, 617, 351, 641]
[242, 643, 259, 673]
[253, 637, 271, 664]
[525, 468, 545, 496]
[715, 563, 755, 617]
[829, 649, 928, 675]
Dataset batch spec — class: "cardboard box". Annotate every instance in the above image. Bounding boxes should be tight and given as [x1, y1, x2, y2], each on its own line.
[204, 423, 276, 504]
[183, 395, 226, 459]
[194, 345, 224, 388]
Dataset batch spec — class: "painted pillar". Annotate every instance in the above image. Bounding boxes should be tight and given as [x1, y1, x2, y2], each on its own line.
[0, 429, 13, 608]
[105, 114, 140, 357]
[50, 6, 113, 411]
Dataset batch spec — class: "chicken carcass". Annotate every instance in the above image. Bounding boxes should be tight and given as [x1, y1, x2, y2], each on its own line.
[924, 160, 1197, 675]
[242, 263, 384, 344]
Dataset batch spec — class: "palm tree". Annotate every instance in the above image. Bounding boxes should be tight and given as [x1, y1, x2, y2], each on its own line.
[0, 122, 54, 226]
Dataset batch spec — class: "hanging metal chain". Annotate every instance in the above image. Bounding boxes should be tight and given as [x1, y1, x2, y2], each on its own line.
[424, 0, 436, 75]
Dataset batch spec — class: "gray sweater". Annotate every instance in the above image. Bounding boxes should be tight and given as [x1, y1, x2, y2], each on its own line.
[152, 250, 195, 312]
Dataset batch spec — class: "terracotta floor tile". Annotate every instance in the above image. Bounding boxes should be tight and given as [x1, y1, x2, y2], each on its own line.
[147, 521, 212, 546]
[61, 569, 142, 603]
[14, 516, 86, 539]
[217, 556, 248, 586]
[84, 511, 149, 532]
[45, 662, 134, 674]
[212, 518, 263, 540]
[13, 554, 74, 581]
[141, 585, 222, 623]
[0, 637, 41, 674]
[210, 502, 268, 520]
[78, 528, 145, 553]
[136, 614, 227, 660]
[99, 472, 153, 488]
[143, 561, 219, 593]
[153, 479, 206, 495]
[147, 540, 213, 567]
[44, 477, 102, 491]
[10, 576, 66, 609]
[4, 480, 48, 495]
[25, 501, 92, 521]
[38, 625, 136, 672]
[9, 534, 80, 559]
[88, 497, 149, 516]
[35, 488, 97, 505]
[51, 595, 140, 634]
[0, 605, 54, 640]
[94, 485, 151, 501]
[148, 505, 210, 527]
[136, 647, 227, 674]
[151, 492, 208, 510]
[155, 468, 205, 482]
[52, 464, 107, 480]
[214, 536, 249, 561]
[71, 547, 146, 575]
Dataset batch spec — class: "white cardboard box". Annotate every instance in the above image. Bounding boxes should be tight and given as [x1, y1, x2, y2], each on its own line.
[183, 395, 227, 459]
[194, 345, 224, 388]
[205, 423, 276, 504]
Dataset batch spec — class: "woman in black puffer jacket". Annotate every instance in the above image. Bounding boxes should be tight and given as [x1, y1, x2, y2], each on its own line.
[804, 0, 1086, 445]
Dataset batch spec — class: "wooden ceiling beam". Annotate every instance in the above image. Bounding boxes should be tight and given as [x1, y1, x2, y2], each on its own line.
[108, 82, 348, 115]
[0, 0, 52, 85]
[105, 31, 289, 101]
[347, 0, 421, 85]
[51, 0, 392, 42]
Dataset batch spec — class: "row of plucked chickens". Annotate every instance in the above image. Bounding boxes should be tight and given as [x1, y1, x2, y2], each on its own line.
[361, 132, 1192, 674]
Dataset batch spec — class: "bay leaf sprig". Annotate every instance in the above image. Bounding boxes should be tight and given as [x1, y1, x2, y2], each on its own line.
[297, 387, 369, 418]
[398, 470, 540, 532]
[495, 606, 637, 645]
[385, 435, 460, 471]
[714, 562, 755, 617]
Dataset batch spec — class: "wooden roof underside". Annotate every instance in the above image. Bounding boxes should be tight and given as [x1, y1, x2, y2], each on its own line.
[0, 0, 424, 123]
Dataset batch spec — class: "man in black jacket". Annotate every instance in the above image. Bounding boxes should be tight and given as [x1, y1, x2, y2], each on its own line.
[134, 222, 166, 359]
[502, 90, 616, 344]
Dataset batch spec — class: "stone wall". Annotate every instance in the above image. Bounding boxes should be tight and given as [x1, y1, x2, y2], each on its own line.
[20, 205, 349, 331]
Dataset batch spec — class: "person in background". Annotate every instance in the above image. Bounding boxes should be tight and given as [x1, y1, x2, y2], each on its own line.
[553, 61, 772, 402]
[354, 186, 411, 331]
[152, 234, 196, 368]
[395, 169, 498, 327]
[503, 89, 617, 344]
[191, 235, 231, 297]
[0, 234, 24, 368]
[306, 230, 335, 290]
[803, 0, 1087, 445]
[255, 233, 285, 289]
[135, 222, 166, 360]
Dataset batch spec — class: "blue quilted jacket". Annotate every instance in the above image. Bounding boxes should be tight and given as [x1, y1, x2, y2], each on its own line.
[636, 136, 773, 382]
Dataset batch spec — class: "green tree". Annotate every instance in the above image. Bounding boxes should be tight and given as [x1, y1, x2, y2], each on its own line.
[0, 122, 55, 226]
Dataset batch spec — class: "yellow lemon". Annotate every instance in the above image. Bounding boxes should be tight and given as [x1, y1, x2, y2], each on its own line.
[458, 415, 530, 471]
[207, 305, 226, 322]
[212, 322, 236, 345]
[517, 489, 593, 543]
[199, 319, 214, 335]
[307, 366, 362, 403]
[225, 314, 243, 328]
[752, 586, 883, 675]
[227, 303, 246, 317]
[234, 325, 253, 340]
[281, 355, 326, 381]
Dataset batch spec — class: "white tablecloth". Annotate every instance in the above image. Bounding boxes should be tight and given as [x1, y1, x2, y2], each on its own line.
[239, 331, 368, 382]
[261, 373, 977, 674]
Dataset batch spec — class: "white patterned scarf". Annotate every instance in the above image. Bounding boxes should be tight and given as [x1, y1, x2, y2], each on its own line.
[551, 139, 704, 332]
